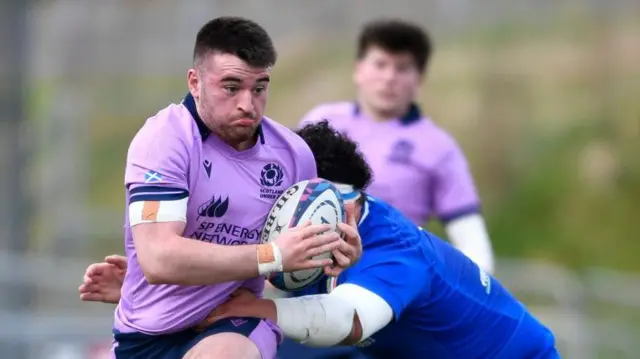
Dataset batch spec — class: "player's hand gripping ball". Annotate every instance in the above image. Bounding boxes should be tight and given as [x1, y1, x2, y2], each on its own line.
[261, 178, 346, 291]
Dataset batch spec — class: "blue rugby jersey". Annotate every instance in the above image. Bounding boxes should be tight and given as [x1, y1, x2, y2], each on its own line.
[296, 196, 558, 359]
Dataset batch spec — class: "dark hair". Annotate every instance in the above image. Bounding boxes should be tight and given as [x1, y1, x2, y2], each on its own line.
[356, 19, 432, 73]
[193, 17, 277, 68]
[296, 121, 373, 192]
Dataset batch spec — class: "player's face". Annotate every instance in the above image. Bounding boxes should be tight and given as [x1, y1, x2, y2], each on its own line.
[353, 46, 422, 119]
[188, 52, 270, 149]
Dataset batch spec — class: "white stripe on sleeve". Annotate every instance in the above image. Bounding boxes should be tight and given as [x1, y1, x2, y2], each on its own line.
[128, 197, 188, 227]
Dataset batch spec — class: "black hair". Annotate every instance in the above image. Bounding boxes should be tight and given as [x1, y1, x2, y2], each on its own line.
[193, 17, 277, 68]
[356, 19, 432, 74]
[296, 121, 373, 192]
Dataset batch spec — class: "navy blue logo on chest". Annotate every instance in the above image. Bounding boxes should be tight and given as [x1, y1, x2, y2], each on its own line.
[260, 163, 284, 187]
[197, 195, 229, 219]
[189, 194, 261, 245]
[259, 163, 285, 199]
[202, 159, 212, 178]
[388, 140, 414, 164]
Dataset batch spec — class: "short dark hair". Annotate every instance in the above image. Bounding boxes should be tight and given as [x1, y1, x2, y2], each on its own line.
[296, 121, 373, 192]
[356, 19, 432, 73]
[193, 17, 277, 68]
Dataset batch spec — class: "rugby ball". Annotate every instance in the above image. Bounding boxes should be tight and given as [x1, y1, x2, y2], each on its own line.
[261, 178, 346, 292]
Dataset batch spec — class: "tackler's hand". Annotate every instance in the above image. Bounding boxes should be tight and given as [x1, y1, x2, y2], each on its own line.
[325, 201, 363, 277]
[79, 255, 127, 304]
[194, 288, 258, 331]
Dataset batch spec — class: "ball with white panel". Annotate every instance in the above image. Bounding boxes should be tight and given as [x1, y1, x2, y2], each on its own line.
[261, 178, 346, 292]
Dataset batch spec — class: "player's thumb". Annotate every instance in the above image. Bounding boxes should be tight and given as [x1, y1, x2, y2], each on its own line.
[345, 202, 357, 226]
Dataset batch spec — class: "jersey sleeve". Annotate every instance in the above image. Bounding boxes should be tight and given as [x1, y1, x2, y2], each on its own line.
[431, 140, 481, 223]
[340, 235, 430, 320]
[295, 141, 318, 181]
[125, 119, 191, 226]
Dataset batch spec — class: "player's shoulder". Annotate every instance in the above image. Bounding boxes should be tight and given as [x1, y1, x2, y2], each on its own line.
[260, 117, 314, 158]
[413, 116, 461, 149]
[359, 196, 426, 249]
[299, 101, 356, 128]
[406, 117, 467, 166]
[130, 101, 198, 152]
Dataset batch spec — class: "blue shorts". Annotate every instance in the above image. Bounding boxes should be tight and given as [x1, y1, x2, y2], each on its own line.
[114, 317, 280, 359]
[277, 338, 367, 359]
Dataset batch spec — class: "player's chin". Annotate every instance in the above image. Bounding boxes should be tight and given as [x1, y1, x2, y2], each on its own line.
[230, 123, 261, 141]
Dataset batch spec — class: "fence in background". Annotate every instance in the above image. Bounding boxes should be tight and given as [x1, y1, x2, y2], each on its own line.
[1, 251, 639, 358]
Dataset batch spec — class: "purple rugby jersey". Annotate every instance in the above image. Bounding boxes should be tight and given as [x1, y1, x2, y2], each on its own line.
[299, 102, 480, 225]
[114, 93, 317, 335]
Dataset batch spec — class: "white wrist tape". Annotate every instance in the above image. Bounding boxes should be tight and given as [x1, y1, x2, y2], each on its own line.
[274, 294, 355, 347]
[257, 242, 283, 275]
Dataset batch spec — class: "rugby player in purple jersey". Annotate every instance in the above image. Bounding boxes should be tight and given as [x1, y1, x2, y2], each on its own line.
[299, 19, 494, 274]
[106, 16, 361, 359]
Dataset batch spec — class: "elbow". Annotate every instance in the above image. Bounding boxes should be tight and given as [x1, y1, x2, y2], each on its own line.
[138, 246, 173, 284]
[143, 266, 167, 285]
[340, 312, 364, 345]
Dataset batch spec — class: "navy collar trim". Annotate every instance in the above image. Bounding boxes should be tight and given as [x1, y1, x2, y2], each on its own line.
[182, 93, 264, 144]
[353, 102, 422, 125]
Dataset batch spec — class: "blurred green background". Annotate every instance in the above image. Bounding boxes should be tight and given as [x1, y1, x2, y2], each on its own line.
[43, 12, 639, 270]
[4, 3, 637, 357]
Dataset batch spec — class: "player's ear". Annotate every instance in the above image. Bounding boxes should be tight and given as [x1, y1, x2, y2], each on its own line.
[187, 68, 200, 99]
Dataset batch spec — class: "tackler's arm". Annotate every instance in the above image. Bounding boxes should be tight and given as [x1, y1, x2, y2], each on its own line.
[260, 283, 393, 347]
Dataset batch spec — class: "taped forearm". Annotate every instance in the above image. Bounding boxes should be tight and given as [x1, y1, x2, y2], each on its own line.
[273, 284, 393, 347]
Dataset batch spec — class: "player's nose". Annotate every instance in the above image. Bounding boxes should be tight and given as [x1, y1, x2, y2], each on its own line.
[236, 90, 255, 114]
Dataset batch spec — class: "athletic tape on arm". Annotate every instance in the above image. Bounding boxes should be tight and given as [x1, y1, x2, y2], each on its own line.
[129, 198, 188, 226]
[273, 283, 393, 346]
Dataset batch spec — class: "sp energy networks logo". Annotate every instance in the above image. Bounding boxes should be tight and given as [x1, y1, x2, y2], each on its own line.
[190, 195, 260, 245]
[260, 163, 285, 199]
[197, 195, 229, 219]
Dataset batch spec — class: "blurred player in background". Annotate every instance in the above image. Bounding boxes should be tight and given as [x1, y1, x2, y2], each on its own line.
[299, 19, 494, 274]
[111, 17, 359, 359]
[80, 121, 560, 359]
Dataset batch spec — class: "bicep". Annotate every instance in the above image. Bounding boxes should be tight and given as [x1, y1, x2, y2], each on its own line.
[132, 221, 186, 269]
[342, 251, 428, 321]
[331, 283, 393, 341]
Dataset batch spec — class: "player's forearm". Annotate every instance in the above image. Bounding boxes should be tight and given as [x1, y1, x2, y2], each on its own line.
[445, 214, 495, 273]
[140, 234, 260, 285]
[240, 299, 278, 322]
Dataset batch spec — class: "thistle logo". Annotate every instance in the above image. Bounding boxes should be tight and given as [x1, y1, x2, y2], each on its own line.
[260, 163, 284, 187]
[197, 195, 229, 219]
[388, 139, 414, 164]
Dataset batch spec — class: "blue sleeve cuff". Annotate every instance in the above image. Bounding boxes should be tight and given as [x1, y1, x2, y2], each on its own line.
[128, 185, 189, 203]
[439, 204, 481, 224]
